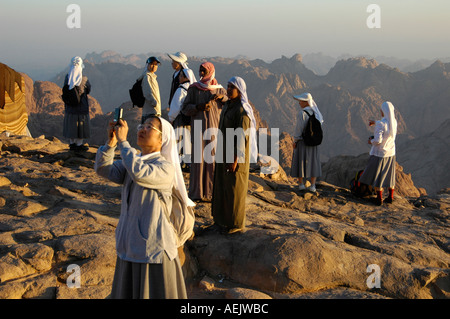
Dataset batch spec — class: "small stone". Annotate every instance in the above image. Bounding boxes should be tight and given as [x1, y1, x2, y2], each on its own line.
[199, 276, 216, 291]
[14, 200, 48, 217]
[225, 287, 272, 299]
[304, 192, 313, 200]
[0, 177, 11, 187]
[353, 216, 365, 226]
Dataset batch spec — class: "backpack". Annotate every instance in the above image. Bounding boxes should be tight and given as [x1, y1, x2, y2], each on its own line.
[129, 78, 145, 108]
[302, 110, 323, 146]
[158, 187, 195, 247]
[62, 84, 81, 106]
[350, 170, 373, 197]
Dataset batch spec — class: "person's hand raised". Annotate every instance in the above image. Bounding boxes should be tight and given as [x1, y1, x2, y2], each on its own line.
[107, 120, 118, 147]
[115, 119, 129, 143]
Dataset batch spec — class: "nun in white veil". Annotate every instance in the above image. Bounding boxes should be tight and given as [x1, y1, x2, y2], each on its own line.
[168, 68, 197, 167]
[291, 92, 323, 192]
[62, 56, 91, 151]
[359, 101, 398, 205]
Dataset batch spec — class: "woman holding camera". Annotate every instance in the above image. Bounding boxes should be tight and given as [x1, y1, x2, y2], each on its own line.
[359, 101, 398, 205]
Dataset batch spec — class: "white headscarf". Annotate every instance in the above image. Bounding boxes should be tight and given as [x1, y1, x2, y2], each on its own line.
[181, 68, 197, 85]
[381, 101, 397, 138]
[293, 93, 324, 124]
[228, 76, 258, 163]
[68, 56, 84, 90]
[158, 116, 195, 208]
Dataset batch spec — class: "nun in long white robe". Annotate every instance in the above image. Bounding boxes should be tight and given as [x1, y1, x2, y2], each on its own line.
[290, 93, 323, 192]
[359, 101, 397, 204]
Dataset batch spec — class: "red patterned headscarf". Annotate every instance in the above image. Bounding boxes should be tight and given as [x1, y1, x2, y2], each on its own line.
[191, 62, 223, 91]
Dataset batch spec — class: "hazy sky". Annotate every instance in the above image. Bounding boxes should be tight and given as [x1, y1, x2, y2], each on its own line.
[1, 0, 450, 77]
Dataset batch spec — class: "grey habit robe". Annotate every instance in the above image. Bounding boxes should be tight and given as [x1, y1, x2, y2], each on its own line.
[181, 85, 228, 201]
[63, 75, 91, 140]
[95, 142, 187, 299]
[211, 99, 251, 229]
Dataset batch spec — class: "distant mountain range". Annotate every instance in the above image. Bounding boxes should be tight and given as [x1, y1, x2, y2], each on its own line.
[19, 51, 450, 194]
[83, 50, 450, 75]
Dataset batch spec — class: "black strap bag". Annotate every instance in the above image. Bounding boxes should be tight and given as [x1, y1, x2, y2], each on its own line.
[302, 110, 323, 146]
[129, 78, 145, 108]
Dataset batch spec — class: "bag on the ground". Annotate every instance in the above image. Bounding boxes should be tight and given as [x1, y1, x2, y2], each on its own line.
[62, 84, 81, 106]
[129, 78, 145, 108]
[350, 170, 373, 197]
[302, 110, 323, 146]
[158, 187, 195, 247]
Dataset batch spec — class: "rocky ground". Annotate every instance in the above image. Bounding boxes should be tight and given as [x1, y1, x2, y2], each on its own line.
[0, 134, 448, 299]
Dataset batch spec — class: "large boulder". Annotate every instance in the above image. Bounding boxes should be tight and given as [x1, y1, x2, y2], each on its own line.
[0, 136, 448, 299]
[321, 153, 425, 197]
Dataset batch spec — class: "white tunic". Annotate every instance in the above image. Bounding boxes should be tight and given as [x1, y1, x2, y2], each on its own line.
[370, 118, 396, 157]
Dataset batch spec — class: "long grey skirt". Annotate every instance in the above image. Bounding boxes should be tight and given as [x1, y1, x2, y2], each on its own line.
[290, 140, 322, 178]
[63, 113, 90, 139]
[359, 155, 396, 188]
[110, 253, 187, 299]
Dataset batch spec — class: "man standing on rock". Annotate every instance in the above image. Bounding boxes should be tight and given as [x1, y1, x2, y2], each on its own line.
[140, 56, 162, 121]
[94, 116, 187, 299]
[211, 77, 256, 234]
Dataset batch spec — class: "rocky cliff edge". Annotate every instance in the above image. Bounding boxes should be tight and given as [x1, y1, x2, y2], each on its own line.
[0, 134, 448, 299]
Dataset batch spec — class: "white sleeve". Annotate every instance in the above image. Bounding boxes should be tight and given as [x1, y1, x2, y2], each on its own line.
[293, 110, 306, 141]
[371, 121, 384, 145]
[168, 88, 186, 122]
[142, 74, 157, 106]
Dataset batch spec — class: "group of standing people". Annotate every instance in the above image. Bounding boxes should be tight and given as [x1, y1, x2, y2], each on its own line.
[64, 51, 398, 300]
[162, 53, 258, 235]
[290, 93, 397, 206]
[90, 51, 258, 299]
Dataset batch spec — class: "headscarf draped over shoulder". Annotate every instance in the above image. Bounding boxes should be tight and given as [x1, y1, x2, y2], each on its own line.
[181, 68, 197, 85]
[293, 92, 324, 124]
[381, 101, 397, 138]
[158, 116, 195, 208]
[228, 76, 258, 163]
[67, 56, 84, 90]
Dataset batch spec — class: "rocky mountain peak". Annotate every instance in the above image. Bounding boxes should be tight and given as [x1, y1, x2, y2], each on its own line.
[414, 59, 450, 79]
[0, 134, 448, 299]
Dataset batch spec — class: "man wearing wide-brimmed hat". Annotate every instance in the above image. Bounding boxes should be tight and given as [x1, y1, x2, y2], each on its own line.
[167, 52, 188, 107]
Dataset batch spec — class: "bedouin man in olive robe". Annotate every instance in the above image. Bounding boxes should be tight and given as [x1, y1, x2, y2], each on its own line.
[211, 76, 258, 234]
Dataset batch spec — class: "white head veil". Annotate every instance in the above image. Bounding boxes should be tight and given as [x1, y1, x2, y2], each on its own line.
[293, 93, 324, 124]
[381, 101, 397, 138]
[181, 68, 197, 85]
[158, 116, 195, 207]
[68, 56, 84, 90]
[167, 52, 189, 69]
[228, 76, 258, 163]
